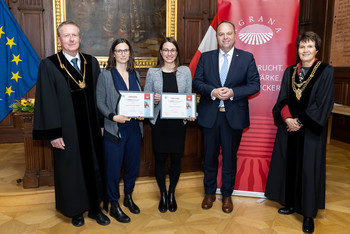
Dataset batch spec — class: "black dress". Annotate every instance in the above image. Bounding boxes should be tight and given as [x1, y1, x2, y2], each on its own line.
[151, 72, 186, 154]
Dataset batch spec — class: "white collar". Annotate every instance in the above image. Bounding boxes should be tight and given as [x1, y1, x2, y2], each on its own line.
[62, 51, 80, 62]
[219, 47, 234, 57]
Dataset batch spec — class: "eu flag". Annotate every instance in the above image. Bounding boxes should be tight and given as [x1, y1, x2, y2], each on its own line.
[0, 1, 40, 122]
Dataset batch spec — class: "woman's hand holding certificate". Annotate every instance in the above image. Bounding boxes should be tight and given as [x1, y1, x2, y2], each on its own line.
[118, 91, 154, 118]
[160, 93, 196, 119]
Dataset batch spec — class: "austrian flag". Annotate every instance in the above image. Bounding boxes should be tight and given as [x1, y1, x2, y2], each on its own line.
[188, 13, 219, 78]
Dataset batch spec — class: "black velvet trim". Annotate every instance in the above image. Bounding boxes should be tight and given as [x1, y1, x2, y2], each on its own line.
[289, 62, 327, 109]
[103, 129, 121, 145]
[108, 113, 115, 121]
[32, 128, 62, 141]
[47, 52, 86, 91]
[298, 112, 322, 135]
[288, 62, 327, 136]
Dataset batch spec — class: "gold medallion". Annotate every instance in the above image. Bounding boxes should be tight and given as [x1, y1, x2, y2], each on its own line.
[78, 81, 86, 89]
[295, 89, 302, 100]
[292, 61, 322, 101]
[57, 52, 87, 89]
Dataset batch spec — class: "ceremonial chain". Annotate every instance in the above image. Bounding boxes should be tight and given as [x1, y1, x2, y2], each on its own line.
[57, 52, 87, 89]
[291, 61, 321, 100]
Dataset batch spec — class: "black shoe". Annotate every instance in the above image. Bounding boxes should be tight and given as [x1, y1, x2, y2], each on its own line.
[168, 188, 177, 212]
[72, 214, 84, 227]
[88, 210, 110, 226]
[158, 189, 167, 213]
[123, 194, 140, 214]
[303, 217, 314, 233]
[278, 207, 295, 215]
[110, 202, 131, 223]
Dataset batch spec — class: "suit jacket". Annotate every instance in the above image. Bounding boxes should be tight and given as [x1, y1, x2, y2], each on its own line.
[144, 66, 192, 125]
[192, 48, 260, 129]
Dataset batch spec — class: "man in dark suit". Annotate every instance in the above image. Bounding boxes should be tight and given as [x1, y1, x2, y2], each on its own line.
[192, 21, 260, 213]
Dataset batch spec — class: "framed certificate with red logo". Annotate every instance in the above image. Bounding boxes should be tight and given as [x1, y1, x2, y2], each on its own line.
[160, 93, 197, 119]
[118, 92, 154, 118]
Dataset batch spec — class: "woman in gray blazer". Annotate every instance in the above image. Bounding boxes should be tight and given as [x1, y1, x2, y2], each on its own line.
[144, 37, 193, 213]
[96, 38, 143, 223]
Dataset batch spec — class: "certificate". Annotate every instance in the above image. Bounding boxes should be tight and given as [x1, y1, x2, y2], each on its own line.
[160, 93, 197, 119]
[118, 92, 154, 118]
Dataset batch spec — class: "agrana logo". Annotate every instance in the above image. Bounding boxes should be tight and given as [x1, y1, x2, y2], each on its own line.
[237, 16, 282, 45]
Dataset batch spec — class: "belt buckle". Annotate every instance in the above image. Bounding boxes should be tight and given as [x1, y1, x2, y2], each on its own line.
[219, 107, 225, 112]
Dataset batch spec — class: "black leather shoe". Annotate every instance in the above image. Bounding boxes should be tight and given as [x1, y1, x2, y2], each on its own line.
[123, 194, 140, 214]
[158, 189, 167, 213]
[72, 214, 84, 227]
[88, 210, 110, 226]
[303, 217, 314, 233]
[168, 188, 177, 212]
[110, 202, 131, 223]
[278, 207, 295, 215]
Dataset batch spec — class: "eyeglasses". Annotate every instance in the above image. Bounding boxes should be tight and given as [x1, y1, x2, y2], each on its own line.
[162, 49, 177, 54]
[114, 49, 130, 55]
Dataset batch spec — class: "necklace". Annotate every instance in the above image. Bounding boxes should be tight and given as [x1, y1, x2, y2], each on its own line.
[291, 61, 321, 100]
[57, 52, 87, 89]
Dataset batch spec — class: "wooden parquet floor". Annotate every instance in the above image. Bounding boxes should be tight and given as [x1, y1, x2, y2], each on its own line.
[0, 140, 350, 234]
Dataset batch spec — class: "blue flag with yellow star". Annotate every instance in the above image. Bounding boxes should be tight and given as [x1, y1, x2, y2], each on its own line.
[0, 1, 40, 122]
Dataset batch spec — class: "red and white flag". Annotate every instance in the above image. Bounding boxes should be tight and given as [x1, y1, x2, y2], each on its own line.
[188, 14, 219, 78]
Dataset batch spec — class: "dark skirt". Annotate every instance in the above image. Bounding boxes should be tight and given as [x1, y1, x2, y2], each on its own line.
[151, 116, 186, 154]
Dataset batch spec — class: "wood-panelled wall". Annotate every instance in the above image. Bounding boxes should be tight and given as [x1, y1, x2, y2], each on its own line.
[1, 1, 349, 146]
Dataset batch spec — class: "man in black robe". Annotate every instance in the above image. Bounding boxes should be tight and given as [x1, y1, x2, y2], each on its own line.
[33, 21, 110, 227]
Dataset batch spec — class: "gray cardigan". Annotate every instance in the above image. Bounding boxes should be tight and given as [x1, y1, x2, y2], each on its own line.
[144, 66, 192, 125]
[96, 69, 143, 142]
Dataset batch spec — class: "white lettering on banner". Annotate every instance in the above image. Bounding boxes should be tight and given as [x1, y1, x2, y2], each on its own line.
[257, 64, 283, 92]
[238, 16, 278, 27]
[257, 64, 283, 72]
[260, 74, 280, 81]
[261, 84, 280, 92]
[267, 18, 275, 25]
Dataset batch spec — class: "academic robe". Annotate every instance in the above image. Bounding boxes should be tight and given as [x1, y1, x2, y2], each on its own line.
[33, 52, 106, 217]
[265, 62, 334, 218]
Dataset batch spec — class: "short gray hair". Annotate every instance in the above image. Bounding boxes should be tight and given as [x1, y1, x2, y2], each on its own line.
[57, 21, 80, 36]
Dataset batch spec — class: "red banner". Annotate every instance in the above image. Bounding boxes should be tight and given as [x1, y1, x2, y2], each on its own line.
[215, 0, 300, 195]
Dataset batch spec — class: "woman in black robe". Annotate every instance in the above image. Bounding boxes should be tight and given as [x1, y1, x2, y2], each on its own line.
[265, 32, 334, 234]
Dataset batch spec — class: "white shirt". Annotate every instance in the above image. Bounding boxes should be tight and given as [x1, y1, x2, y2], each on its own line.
[219, 47, 234, 74]
[211, 47, 235, 101]
[62, 51, 81, 70]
